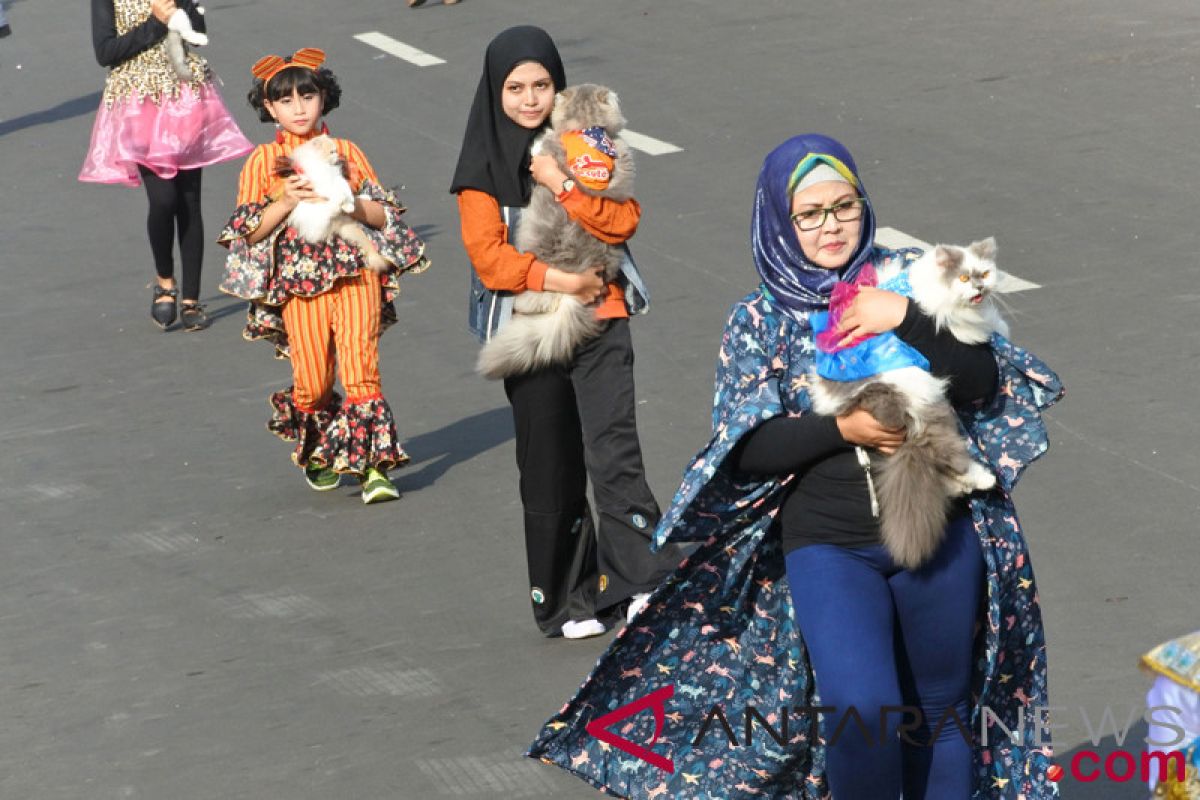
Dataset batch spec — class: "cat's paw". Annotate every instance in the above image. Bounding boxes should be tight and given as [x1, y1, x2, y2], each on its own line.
[965, 461, 997, 491]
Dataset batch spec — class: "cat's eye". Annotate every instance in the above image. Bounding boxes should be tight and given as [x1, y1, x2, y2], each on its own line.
[958, 274, 970, 283]
[981, 271, 991, 279]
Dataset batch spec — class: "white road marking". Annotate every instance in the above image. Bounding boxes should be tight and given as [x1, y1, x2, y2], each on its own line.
[875, 227, 1041, 292]
[620, 129, 683, 156]
[354, 32, 446, 67]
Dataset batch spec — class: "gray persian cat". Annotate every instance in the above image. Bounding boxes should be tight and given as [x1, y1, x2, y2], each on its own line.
[809, 237, 1009, 569]
[476, 84, 635, 380]
[164, 7, 207, 81]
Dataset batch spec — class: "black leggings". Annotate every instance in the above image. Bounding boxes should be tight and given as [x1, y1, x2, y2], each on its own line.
[138, 166, 204, 302]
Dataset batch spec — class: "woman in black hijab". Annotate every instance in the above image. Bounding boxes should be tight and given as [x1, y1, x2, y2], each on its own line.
[453, 26, 680, 640]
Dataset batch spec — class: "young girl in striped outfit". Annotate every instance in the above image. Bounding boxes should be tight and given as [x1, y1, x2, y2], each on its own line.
[219, 48, 429, 503]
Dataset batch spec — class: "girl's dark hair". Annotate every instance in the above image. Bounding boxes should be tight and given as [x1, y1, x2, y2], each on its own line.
[247, 66, 342, 123]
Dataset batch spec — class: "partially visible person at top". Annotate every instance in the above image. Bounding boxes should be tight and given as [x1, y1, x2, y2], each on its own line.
[217, 47, 429, 504]
[81, 0, 253, 331]
[529, 134, 1064, 799]
[451, 25, 683, 640]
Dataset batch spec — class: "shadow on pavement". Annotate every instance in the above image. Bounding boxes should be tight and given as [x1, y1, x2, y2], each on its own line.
[395, 406, 512, 491]
[0, 91, 102, 138]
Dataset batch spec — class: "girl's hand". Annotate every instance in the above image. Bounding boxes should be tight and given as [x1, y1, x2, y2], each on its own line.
[835, 407, 906, 455]
[836, 287, 909, 347]
[151, 0, 178, 24]
[279, 174, 326, 209]
[571, 267, 607, 305]
[530, 154, 569, 192]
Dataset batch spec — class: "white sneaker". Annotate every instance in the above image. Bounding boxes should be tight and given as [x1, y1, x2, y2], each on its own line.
[561, 619, 607, 639]
[626, 593, 651, 624]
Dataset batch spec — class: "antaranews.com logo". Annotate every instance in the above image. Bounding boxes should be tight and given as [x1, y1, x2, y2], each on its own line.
[585, 685, 1192, 786]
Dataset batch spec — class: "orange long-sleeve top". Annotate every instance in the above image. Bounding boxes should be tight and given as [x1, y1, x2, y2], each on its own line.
[456, 186, 641, 320]
[236, 130, 379, 208]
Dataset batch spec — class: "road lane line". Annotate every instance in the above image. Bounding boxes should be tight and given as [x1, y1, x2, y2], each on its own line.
[620, 129, 684, 156]
[355, 32, 446, 67]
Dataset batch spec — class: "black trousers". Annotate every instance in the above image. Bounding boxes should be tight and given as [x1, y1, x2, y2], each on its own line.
[503, 319, 682, 636]
[138, 166, 204, 302]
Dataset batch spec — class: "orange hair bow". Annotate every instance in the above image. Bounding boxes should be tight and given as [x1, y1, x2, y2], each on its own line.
[251, 47, 326, 86]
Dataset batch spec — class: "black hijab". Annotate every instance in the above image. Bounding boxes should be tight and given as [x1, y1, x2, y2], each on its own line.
[449, 26, 567, 207]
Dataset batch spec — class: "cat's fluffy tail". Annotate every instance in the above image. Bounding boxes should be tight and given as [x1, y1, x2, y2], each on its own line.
[876, 440, 954, 570]
[476, 297, 601, 380]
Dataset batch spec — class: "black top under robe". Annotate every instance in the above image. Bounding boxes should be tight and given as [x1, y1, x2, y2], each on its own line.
[731, 302, 998, 553]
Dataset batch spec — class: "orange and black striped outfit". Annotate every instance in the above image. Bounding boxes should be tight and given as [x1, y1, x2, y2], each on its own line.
[218, 126, 429, 474]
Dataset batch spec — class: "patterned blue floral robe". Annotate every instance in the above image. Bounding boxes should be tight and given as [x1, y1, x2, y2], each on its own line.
[529, 249, 1064, 799]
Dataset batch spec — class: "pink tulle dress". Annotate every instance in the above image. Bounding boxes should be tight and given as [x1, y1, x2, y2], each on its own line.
[79, 0, 251, 187]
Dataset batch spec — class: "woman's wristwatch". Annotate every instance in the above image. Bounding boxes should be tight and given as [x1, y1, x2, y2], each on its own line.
[556, 178, 576, 201]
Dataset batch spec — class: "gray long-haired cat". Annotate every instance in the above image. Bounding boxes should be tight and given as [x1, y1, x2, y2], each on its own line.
[164, 7, 207, 81]
[476, 84, 634, 380]
[809, 237, 1008, 569]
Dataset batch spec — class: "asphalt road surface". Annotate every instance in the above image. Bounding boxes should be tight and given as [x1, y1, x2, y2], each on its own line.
[2, 0, 1197, 797]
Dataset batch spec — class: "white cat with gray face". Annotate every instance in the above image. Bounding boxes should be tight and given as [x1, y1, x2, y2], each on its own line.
[902, 236, 1010, 345]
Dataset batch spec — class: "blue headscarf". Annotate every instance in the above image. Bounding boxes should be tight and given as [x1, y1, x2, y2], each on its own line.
[750, 134, 877, 319]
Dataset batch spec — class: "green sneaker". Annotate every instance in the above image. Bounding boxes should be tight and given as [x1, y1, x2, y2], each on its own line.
[360, 467, 399, 505]
[304, 463, 340, 492]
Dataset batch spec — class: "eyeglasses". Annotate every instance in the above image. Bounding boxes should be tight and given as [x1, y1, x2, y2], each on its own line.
[790, 198, 866, 231]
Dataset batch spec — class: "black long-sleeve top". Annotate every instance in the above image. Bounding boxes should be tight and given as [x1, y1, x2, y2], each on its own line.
[92, 0, 205, 69]
[731, 301, 999, 553]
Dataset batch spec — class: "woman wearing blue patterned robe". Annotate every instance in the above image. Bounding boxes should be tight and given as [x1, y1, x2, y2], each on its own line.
[528, 133, 1063, 798]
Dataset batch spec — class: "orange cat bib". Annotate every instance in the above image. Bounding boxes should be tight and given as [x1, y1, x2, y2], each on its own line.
[561, 127, 617, 191]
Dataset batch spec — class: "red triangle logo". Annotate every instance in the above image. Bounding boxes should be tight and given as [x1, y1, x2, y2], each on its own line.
[585, 685, 675, 773]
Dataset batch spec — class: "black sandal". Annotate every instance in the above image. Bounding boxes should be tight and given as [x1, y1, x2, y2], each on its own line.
[180, 302, 210, 332]
[152, 285, 178, 330]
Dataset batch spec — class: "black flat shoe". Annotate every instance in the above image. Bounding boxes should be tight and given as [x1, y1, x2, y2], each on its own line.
[180, 302, 210, 332]
[151, 285, 178, 330]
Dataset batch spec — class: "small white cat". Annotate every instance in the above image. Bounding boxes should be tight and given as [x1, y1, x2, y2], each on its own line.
[810, 237, 1008, 569]
[279, 135, 391, 272]
[164, 7, 208, 81]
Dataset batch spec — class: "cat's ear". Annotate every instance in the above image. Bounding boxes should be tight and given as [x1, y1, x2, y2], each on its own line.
[608, 90, 621, 113]
[969, 236, 997, 261]
[557, 87, 576, 104]
[934, 245, 964, 272]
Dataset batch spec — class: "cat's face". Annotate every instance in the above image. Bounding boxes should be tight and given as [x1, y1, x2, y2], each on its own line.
[550, 84, 625, 133]
[935, 237, 999, 307]
[502, 61, 556, 130]
[303, 134, 339, 164]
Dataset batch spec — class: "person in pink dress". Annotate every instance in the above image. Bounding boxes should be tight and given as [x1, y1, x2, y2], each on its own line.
[81, 0, 252, 331]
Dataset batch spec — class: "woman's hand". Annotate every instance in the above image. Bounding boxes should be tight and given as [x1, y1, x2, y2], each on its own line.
[544, 266, 606, 305]
[150, 0, 178, 24]
[279, 174, 326, 210]
[530, 154, 570, 192]
[835, 287, 909, 347]
[836, 407, 906, 455]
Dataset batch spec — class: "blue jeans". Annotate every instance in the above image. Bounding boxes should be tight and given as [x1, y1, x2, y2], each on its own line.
[785, 516, 983, 799]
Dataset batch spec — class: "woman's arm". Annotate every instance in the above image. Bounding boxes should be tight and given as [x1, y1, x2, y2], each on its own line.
[892, 304, 997, 405]
[92, 0, 171, 68]
[530, 154, 640, 244]
[835, 287, 997, 406]
[456, 189, 605, 302]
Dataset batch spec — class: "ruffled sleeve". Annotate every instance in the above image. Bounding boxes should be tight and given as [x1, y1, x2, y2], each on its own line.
[355, 181, 430, 277]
